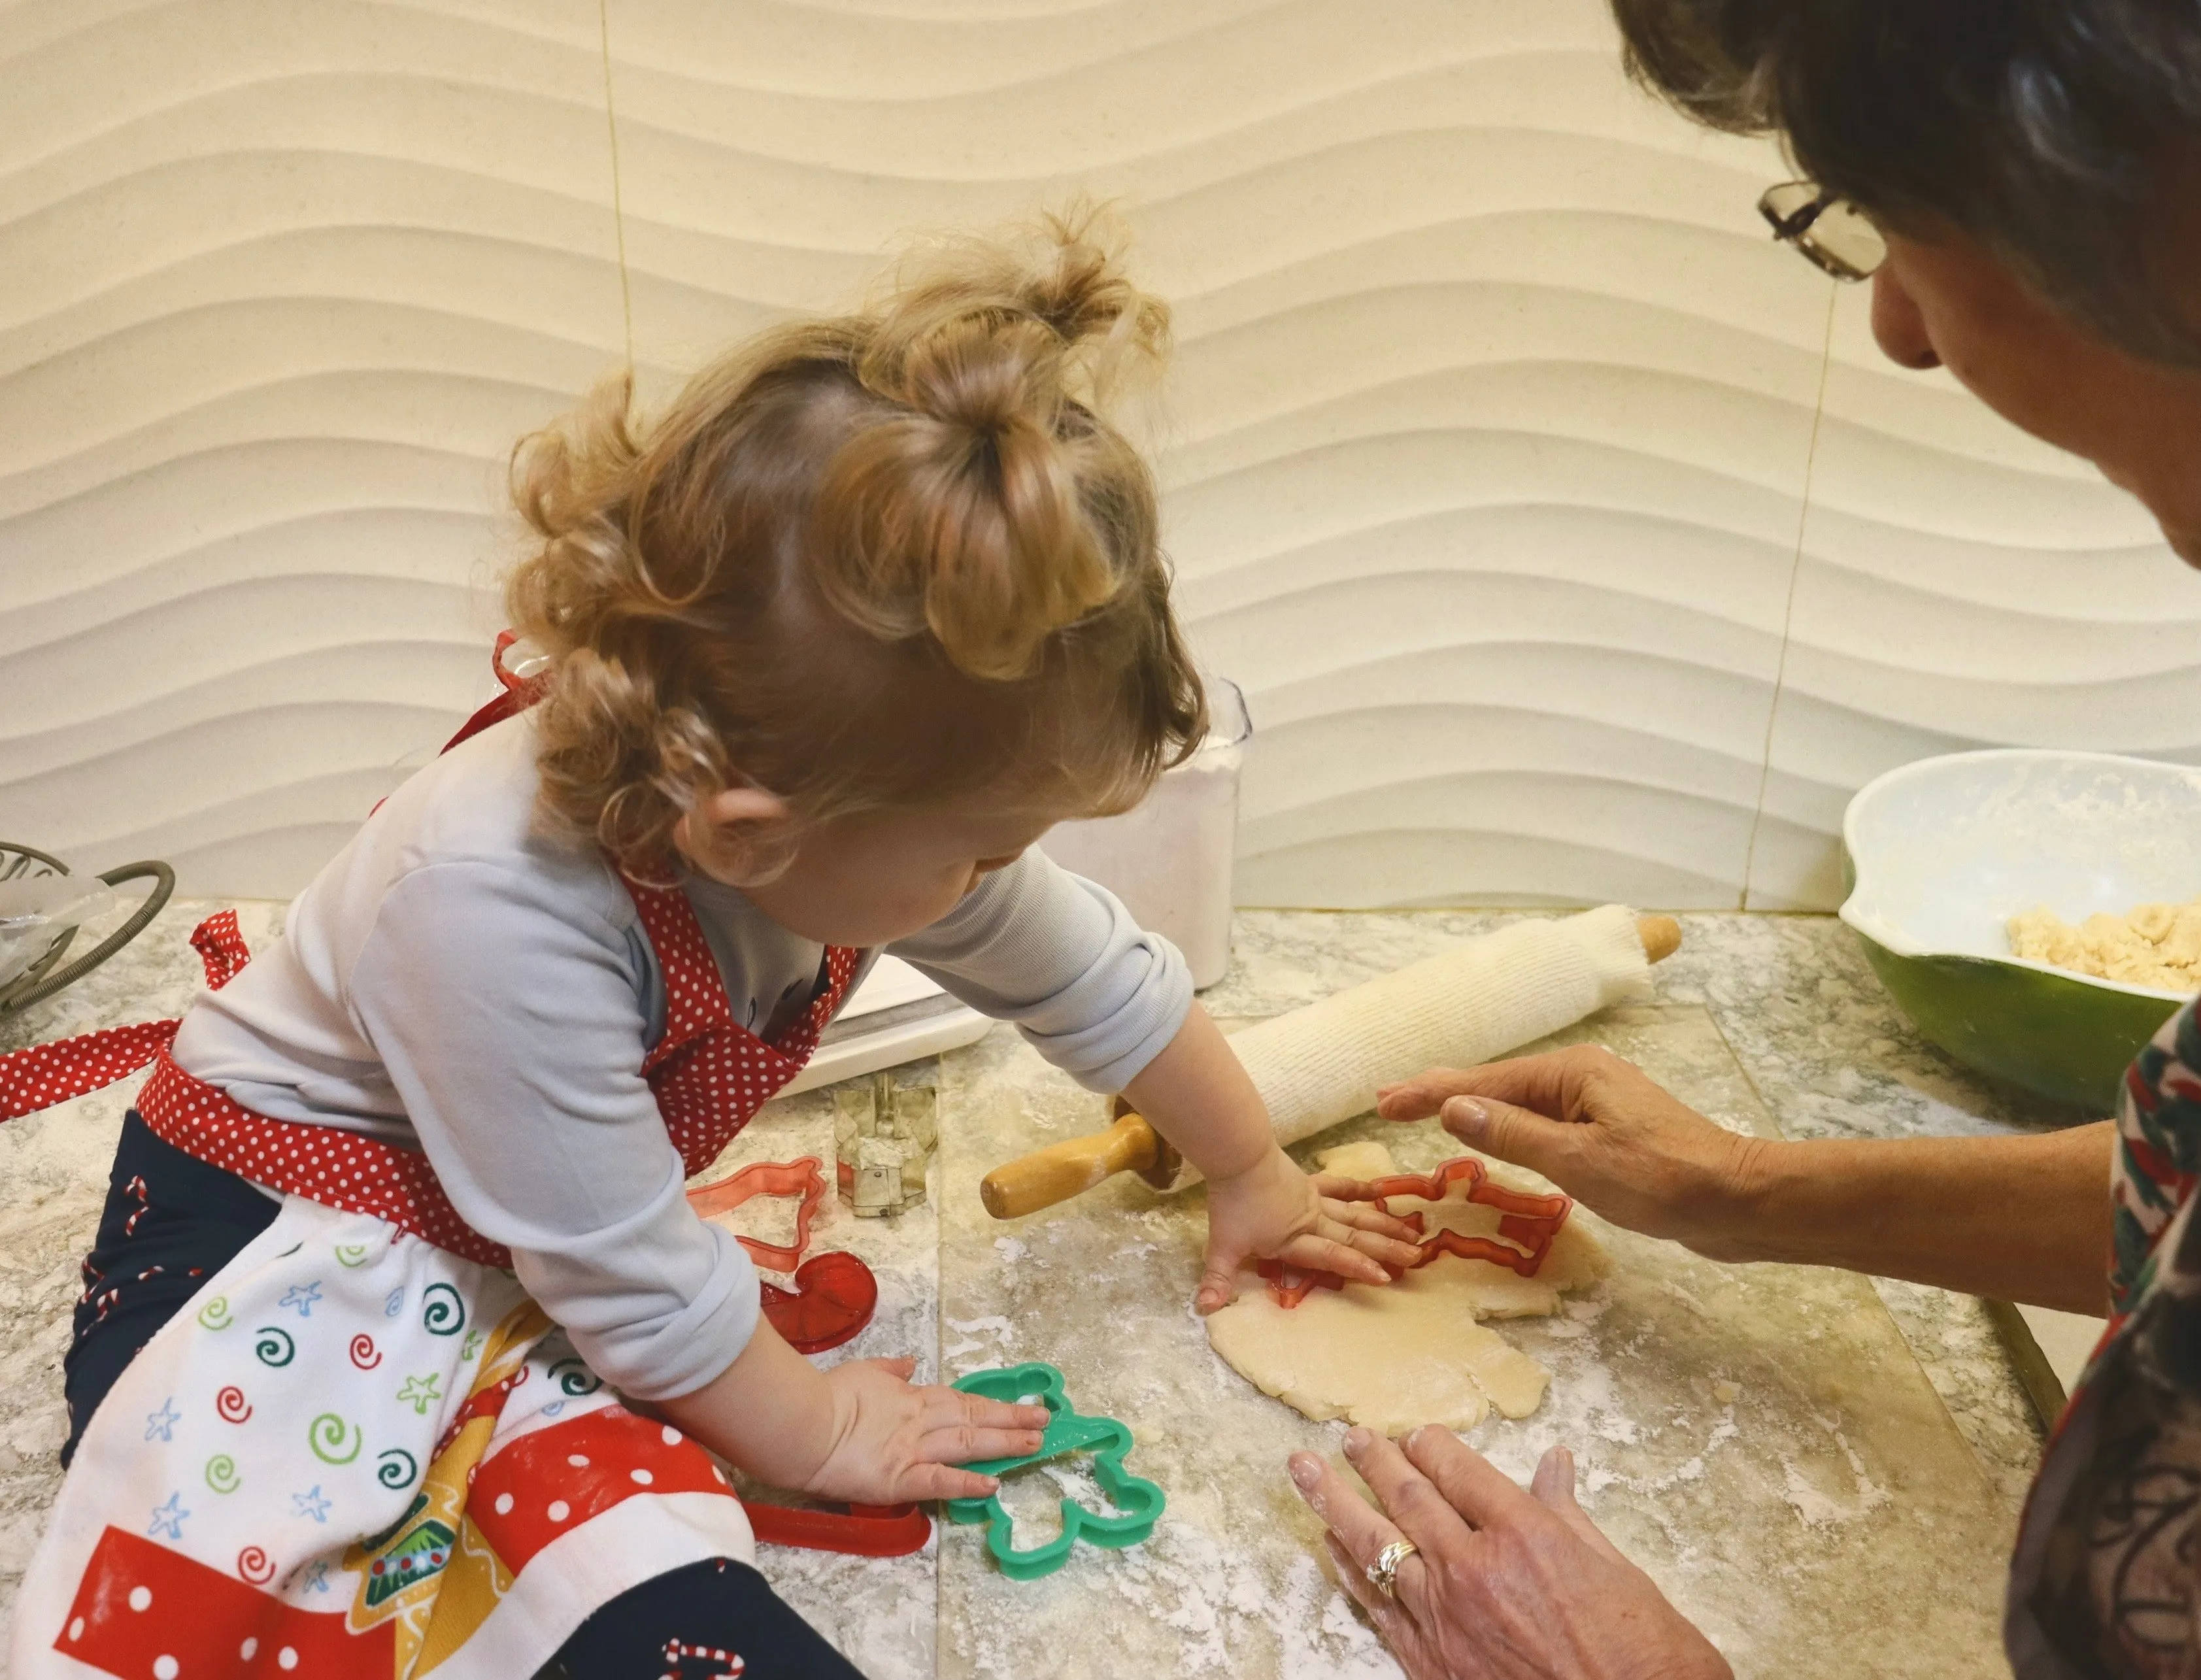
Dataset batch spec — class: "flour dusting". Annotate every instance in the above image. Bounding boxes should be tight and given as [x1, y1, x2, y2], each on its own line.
[942, 1313, 1018, 1369]
[1779, 1419, 1892, 1527]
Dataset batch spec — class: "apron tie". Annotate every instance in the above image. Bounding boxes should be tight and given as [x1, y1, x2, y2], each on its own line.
[0, 911, 251, 1122]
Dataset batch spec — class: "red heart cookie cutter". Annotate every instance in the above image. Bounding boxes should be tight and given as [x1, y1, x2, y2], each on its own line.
[1259, 1155, 1573, 1308]
[686, 1157, 878, 1354]
[758, 1252, 879, 1356]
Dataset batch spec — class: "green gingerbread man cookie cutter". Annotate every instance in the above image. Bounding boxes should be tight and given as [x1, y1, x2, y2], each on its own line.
[946, 1362, 1165, 1580]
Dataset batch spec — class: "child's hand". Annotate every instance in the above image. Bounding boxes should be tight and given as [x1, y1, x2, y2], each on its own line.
[1198, 1145, 1424, 1314]
[799, 1357, 1050, 1505]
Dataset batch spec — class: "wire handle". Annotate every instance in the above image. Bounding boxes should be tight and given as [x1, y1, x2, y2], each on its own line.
[0, 859, 175, 1016]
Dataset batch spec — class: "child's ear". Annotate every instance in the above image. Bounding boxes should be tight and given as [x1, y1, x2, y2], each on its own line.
[674, 786, 796, 882]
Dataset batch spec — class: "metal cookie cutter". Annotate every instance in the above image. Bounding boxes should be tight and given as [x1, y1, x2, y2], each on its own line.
[685, 1157, 879, 1354]
[835, 1071, 938, 1217]
[1260, 1155, 1574, 1307]
[945, 1362, 1164, 1580]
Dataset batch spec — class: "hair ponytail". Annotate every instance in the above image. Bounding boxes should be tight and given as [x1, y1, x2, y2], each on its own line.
[806, 207, 1173, 679]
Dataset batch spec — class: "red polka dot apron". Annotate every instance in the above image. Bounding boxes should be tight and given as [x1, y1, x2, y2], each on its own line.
[1, 684, 870, 1679]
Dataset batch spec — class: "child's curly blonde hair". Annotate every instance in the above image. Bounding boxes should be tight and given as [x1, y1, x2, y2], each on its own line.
[505, 207, 1206, 879]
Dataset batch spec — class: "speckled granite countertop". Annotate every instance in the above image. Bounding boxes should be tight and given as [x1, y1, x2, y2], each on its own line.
[1575, 909, 2062, 1514]
[0, 905, 2060, 1675]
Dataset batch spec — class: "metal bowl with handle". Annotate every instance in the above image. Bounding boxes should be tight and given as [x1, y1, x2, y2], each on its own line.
[1840, 750, 2201, 1113]
[0, 844, 175, 1018]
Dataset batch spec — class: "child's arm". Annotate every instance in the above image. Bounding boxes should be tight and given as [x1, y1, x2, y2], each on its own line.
[1124, 1001, 1425, 1313]
[341, 863, 1043, 1502]
[659, 1321, 1049, 1504]
[895, 854, 1422, 1312]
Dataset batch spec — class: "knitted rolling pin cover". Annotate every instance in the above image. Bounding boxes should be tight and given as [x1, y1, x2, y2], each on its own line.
[1177, 905, 1655, 1190]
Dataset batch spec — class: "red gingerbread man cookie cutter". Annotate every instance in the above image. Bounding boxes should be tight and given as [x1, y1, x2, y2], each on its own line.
[1258, 1155, 1574, 1308]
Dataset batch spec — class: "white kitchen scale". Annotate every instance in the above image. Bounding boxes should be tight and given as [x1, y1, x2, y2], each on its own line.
[779, 955, 992, 1096]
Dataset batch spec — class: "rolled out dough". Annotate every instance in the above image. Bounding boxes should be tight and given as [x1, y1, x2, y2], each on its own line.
[1205, 1141, 1607, 1436]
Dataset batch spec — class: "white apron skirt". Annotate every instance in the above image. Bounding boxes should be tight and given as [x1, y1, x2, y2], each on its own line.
[14, 1196, 755, 1679]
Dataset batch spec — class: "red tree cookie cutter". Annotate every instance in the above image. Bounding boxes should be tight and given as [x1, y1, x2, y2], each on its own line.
[1260, 1156, 1575, 1308]
[686, 1157, 879, 1354]
[686, 1156, 830, 1271]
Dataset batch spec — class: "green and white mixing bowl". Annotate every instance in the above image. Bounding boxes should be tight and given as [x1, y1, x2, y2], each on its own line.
[1840, 749, 2201, 1113]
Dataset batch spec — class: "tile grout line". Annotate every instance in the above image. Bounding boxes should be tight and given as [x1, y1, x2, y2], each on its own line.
[597, 0, 636, 371]
[1738, 280, 1840, 912]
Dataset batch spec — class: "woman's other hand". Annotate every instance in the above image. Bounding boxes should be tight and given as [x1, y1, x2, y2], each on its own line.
[1377, 1046, 1774, 1262]
[1290, 1425, 1731, 1680]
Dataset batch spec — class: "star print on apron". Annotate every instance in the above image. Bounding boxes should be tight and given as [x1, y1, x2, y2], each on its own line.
[1, 663, 869, 1679]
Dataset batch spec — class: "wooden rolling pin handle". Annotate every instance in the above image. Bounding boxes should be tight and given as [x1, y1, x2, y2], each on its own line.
[1638, 914, 1682, 964]
[979, 1111, 1164, 1221]
[977, 915, 1683, 1222]
[1113, 1094, 1182, 1190]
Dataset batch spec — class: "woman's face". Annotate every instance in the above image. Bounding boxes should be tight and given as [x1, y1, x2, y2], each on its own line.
[1870, 227, 2201, 563]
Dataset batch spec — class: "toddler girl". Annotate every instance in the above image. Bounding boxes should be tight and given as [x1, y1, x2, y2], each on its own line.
[12, 212, 1414, 1679]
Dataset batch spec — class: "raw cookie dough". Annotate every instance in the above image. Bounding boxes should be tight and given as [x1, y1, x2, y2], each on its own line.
[1205, 1141, 1607, 1435]
[2008, 898, 2201, 989]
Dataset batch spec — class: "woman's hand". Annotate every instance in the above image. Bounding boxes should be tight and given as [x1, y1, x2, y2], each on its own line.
[1290, 1425, 1731, 1680]
[799, 1357, 1049, 1505]
[1377, 1046, 1775, 1262]
[1380, 1045, 2117, 1311]
[1198, 1145, 1424, 1314]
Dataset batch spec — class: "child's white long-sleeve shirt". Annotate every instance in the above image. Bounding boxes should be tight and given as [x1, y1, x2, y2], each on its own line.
[170, 716, 1192, 1400]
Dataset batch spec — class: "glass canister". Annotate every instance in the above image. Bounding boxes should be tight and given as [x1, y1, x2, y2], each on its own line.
[1039, 676, 1251, 989]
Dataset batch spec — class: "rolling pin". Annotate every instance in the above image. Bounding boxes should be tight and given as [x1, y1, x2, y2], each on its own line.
[980, 906, 1681, 1220]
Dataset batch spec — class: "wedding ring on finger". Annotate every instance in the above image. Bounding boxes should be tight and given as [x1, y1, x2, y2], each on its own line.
[1366, 1538, 1418, 1599]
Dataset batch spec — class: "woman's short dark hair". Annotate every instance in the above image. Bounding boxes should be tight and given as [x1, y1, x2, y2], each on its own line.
[1609, 0, 2201, 364]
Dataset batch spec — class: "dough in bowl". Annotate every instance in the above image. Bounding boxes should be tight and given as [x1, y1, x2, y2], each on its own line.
[1204, 1141, 1606, 1436]
[2008, 898, 2201, 989]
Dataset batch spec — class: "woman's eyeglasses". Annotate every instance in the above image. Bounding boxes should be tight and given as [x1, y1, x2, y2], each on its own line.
[1759, 182, 1887, 282]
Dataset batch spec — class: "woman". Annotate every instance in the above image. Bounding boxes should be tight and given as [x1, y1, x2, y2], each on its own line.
[1288, 4, 2201, 1675]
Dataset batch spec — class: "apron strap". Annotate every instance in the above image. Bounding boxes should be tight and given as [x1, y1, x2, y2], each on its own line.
[0, 911, 252, 1122]
[136, 1051, 514, 1268]
[439, 631, 549, 757]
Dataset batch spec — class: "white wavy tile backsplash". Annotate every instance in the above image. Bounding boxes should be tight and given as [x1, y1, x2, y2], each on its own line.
[0, 0, 2183, 909]
[0, 0, 628, 894]
[1749, 286, 2201, 909]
